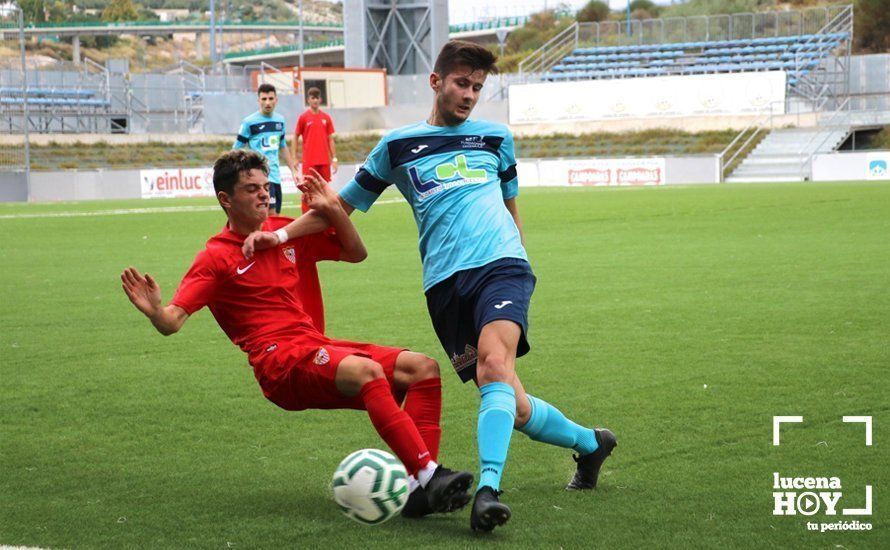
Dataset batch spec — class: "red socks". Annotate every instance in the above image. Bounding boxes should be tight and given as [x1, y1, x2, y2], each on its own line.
[360, 378, 431, 475]
[403, 377, 442, 461]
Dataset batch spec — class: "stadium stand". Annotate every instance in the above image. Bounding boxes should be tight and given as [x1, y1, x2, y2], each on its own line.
[545, 32, 849, 89]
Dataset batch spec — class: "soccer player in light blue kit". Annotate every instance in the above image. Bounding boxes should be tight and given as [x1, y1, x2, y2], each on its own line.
[244, 41, 617, 532]
[234, 83, 298, 214]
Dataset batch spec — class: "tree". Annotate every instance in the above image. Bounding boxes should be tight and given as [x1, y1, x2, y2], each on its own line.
[576, 0, 610, 23]
[855, 0, 890, 53]
[102, 0, 139, 22]
[629, 0, 657, 14]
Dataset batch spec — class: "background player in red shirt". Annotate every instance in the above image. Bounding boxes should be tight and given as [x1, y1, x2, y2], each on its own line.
[293, 87, 337, 213]
[120, 150, 472, 517]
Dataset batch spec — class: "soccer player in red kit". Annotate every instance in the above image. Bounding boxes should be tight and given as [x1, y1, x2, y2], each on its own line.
[294, 87, 337, 214]
[120, 149, 472, 516]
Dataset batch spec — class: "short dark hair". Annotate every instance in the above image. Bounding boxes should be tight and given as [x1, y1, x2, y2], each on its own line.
[257, 83, 277, 96]
[434, 40, 499, 78]
[307, 87, 321, 98]
[213, 150, 269, 203]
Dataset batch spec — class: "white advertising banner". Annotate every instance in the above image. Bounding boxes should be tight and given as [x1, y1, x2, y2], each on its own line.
[140, 168, 299, 199]
[518, 157, 666, 187]
[812, 151, 890, 182]
[866, 152, 889, 180]
[509, 71, 786, 124]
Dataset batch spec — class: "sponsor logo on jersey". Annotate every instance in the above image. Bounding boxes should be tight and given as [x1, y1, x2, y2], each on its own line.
[408, 154, 488, 200]
[494, 300, 513, 309]
[283, 246, 296, 264]
[450, 345, 477, 373]
[411, 144, 429, 154]
[461, 136, 486, 149]
[314, 347, 330, 365]
[261, 135, 280, 152]
[265, 344, 278, 352]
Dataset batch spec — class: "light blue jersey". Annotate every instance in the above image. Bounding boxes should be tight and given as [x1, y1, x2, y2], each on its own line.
[339, 119, 526, 291]
[234, 111, 288, 184]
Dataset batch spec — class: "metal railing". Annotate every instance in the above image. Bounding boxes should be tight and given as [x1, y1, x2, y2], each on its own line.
[518, 23, 578, 77]
[797, 96, 853, 176]
[718, 110, 773, 181]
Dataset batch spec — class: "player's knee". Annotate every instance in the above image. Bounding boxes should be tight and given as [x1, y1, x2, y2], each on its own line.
[514, 396, 532, 427]
[356, 360, 386, 384]
[476, 352, 511, 385]
[413, 355, 440, 381]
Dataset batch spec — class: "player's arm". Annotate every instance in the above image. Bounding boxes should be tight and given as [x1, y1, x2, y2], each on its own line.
[498, 128, 523, 244]
[280, 139, 298, 180]
[242, 209, 329, 258]
[121, 267, 189, 336]
[291, 135, 302, 167]
[504, 197, 524, 246]
[328, 134, 338, 174]
[233, 121, 249, 150]
[304, 169, 366, 262]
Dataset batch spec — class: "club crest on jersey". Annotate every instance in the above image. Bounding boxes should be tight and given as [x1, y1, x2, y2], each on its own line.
[283, 246, 296, 264]
[450, 345, 478, 373]
[314, 347, 330, 365]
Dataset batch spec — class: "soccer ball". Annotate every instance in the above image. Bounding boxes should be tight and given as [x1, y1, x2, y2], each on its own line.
[331, 449, 409, 525]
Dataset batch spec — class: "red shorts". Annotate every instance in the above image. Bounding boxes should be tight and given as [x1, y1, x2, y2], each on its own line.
[249, 338, 407, 411]
[300, 164, 332, 212]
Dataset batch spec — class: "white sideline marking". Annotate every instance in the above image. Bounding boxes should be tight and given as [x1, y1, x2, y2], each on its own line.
[0, 198, 404, 220]
[1, 546, 52, 550]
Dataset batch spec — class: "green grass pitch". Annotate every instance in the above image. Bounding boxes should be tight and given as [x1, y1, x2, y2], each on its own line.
[1, 182, 888, 548]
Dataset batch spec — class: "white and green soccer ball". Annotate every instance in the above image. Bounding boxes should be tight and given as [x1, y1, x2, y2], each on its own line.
[331, 449, 409, 525]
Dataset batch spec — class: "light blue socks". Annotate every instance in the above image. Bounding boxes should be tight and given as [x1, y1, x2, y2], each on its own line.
[518, 394, 598, 455]
[477, 382, 516, 492]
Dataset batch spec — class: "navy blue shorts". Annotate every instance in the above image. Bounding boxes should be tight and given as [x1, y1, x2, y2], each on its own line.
[425, 258, 536, 383]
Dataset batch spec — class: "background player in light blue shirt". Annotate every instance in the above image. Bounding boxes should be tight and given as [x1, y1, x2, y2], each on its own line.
[243, 41, 617, 533]
[234, 83, 297, 214]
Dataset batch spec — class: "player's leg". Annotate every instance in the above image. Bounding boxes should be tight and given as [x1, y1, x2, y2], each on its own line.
[336, 353, 472, 513]
[392, 351, 442, 461]
[271, 182, 283, 214]
[390, 350, 474, 518]
[470, 320, 520, 532]
[508, 373, 617, 491]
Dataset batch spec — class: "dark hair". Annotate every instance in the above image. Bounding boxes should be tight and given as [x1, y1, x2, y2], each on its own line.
[257, 83, 277, 96]
[434, 40, 499, 78]
[307, 87, 321, 98]
[213, 150, 269, 204]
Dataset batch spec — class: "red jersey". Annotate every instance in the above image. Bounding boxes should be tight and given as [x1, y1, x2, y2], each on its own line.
[296, 109, 335, 165]
[170, 217, 341, 355]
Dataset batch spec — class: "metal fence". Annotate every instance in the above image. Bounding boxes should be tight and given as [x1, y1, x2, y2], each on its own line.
[0, 5, 29, 191]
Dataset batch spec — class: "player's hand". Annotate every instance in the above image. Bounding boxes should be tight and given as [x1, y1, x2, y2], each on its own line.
[242, 231, 279, 259]
[299, 169, 339, 216]
[121, 267, 162, 318]
[331, 160, 339, 174]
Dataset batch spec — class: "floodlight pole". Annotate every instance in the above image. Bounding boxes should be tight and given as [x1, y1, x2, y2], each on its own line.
[209, 0, 217, 73]
[18, 7, 30, 198]
[299, 0, 305, 68]
[626, 1, 631, 37]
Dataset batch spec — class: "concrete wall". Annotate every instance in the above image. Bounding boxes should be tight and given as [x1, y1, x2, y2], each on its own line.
[812, 150, 890, 182]
[0, 172, 28, 202]
[665, 155, 721, 184]
[29, 169, 142, 202]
